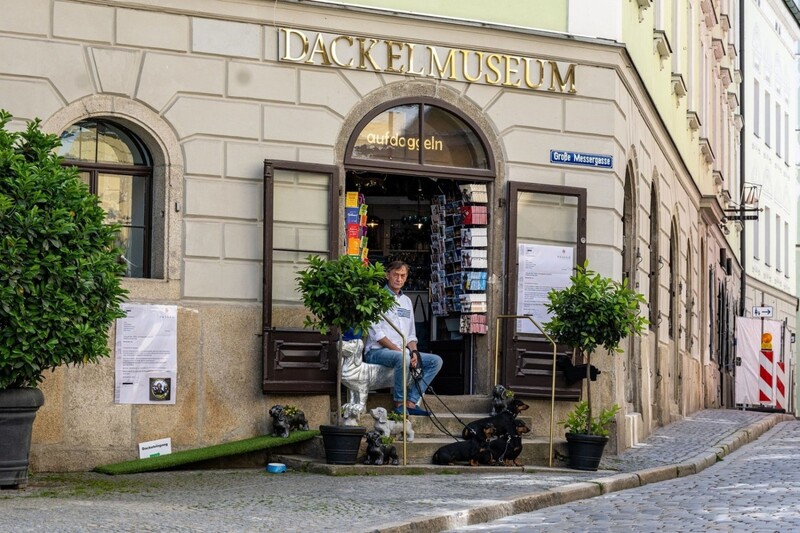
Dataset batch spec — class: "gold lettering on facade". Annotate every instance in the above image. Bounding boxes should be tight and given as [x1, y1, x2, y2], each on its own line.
[357, 37, 380, 70]
[549, 61, 577, 93]
[330, 35, 354, 67]
[277, 28, 579, 95]
[365, 132, 444, 151]
[406, 43, 426, 76]
[405, 43, 425, 76]
[385, 40, 405, 73]
[523, 58, 545, 89]
[484, 54, 502, 85]
[428, 47, 458, 80]
[306, 33, 333, 65]
[503, 56, 521, 87]
[461, 49, 484, 82]
[280, 28, 310, 62]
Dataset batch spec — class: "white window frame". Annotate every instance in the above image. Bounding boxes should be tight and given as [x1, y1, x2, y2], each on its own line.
[754, 80, 760, 137]
[765, 92, 772, 147]
[765, 206, 771, 266]
[776, 214, 782, 272]
[753, 215, 760, 259]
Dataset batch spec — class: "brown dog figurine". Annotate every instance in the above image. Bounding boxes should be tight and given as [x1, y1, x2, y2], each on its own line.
[432, 424, 495, 466]
[462, 398, 529, 440]
[488, 419, 530, 466]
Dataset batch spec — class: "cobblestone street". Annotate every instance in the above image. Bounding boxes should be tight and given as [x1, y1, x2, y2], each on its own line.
[0, 410, 790, 533]
[448, 419, 800, 532]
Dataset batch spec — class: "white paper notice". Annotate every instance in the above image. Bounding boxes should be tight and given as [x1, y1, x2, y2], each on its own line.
[138, 437, 172, 459]
[115, 304, 177, 404]
[516, 244, 574, 334]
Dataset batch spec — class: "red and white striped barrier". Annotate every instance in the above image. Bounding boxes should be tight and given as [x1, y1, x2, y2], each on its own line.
[775, 362, 787, 411]
[759, 333, 774, 405]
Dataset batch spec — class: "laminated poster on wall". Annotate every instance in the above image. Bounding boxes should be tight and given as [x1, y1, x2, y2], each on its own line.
[516, 244, 574, 334]
[114, 303, 178, 405]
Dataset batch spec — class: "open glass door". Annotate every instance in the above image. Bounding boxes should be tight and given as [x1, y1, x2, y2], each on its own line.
[503, 182, 586, 399]
[262, 161, 339, 393]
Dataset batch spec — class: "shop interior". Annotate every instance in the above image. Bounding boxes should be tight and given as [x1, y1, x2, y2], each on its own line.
[345, 171, 490, 394]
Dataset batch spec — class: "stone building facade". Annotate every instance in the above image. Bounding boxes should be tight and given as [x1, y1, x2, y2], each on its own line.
[0, 0, 741, 469]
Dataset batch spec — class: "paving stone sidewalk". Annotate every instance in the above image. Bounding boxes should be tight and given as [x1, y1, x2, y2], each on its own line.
[0, 409, 789, 533]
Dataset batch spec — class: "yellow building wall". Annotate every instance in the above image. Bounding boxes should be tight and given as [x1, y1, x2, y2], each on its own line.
[621, 3, 702, 184]
[322, 0, 568, 32]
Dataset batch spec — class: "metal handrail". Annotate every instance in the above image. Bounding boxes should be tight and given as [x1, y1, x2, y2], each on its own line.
[379, 313, 408, 466]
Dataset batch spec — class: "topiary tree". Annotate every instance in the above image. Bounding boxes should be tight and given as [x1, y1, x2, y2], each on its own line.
[297, 254, 396, 424]
[0, 110, 128, 390]
[297, 255, 396, 337]
[544, 261, 647, 434]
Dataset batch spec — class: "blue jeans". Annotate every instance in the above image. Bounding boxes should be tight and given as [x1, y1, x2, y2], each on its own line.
[364, 348, 443, 404]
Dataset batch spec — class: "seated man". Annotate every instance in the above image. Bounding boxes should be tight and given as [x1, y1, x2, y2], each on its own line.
[364, 261, 443, 416]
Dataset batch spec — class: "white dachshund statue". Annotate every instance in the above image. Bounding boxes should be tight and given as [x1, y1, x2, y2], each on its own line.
[339, 338, 398, 418]
[370, 406, 414, 442]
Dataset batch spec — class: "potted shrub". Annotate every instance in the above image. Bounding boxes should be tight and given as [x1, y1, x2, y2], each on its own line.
[0, 111, 127, 487]
[544, 261, 647, 470]
[296, 254, 395, 464]
[561, 401, 620, 470]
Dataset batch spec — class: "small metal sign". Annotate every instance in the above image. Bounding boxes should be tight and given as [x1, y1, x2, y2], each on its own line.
[549, 150, 613, 169]
[752, 306, 773, 318]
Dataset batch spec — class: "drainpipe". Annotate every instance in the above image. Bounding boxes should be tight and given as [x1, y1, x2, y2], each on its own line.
[739, 0, 747, 316]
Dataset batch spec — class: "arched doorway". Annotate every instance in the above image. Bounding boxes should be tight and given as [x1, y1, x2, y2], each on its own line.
[261, 97, 496, 394]
[668, 217, 681, 411]
[622, 162, 640, 412]
[343, 98, 494, 394]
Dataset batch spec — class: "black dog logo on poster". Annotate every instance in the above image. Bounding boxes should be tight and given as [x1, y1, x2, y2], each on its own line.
[149, 378, 171, 401]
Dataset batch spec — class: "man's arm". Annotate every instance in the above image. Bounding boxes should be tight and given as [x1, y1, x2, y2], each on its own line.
[376, 337, 420, 367]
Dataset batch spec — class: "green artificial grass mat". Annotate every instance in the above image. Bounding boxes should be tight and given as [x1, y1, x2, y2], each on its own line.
[93, 429, 320, 475]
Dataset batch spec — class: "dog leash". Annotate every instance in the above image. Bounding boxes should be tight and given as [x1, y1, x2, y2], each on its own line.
[494, 434, 513, 463]
[411, 376, 476, 441]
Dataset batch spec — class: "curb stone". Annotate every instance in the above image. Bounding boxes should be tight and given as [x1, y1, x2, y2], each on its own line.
[636, 465, 677, 485]
[373, 412, 788, 533]
[593, 472, 639, 494]
[693, 451, 719, 472]
[675, 461, 696, 477]
[510, 490, 560, 514]
[549, 481, 602, 504]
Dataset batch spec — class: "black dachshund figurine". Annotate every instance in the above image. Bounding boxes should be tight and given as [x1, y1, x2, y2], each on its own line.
[488, 419, 530, 466]
[364, 430, 399, 465]
[433, 424, 495, 466]
[269, 404, 309, 438]
[463, 398, 529, 440]
[556, 354, 601, 386]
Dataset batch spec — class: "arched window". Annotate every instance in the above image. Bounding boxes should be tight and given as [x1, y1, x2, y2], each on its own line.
[345, 98, 494, 178]
[649, 180, 660, 331]
[685, 241, 693, 353]
[58, 120, 153, 278]
[668, 219, 678, 340]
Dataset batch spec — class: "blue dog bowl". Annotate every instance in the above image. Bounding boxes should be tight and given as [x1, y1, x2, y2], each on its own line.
[266, 462, 287, 473]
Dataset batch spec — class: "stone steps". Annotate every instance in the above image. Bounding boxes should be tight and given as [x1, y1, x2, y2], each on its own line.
[323, 393, 570, 467]
[382, 435, 568, 465]
[361, 393, 561, 439]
